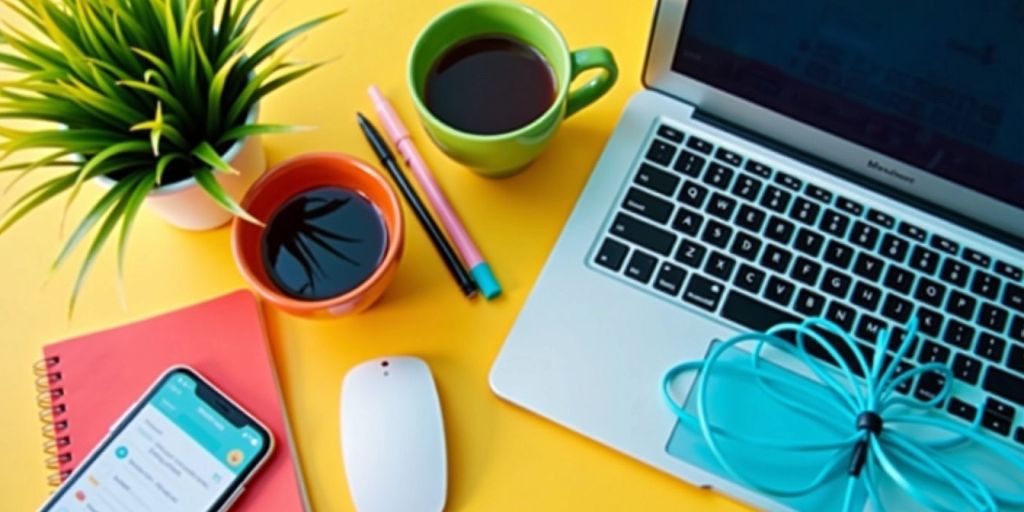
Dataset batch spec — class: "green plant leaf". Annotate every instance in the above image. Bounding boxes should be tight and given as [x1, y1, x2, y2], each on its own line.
[154, 152, 187, 185]
[63, 140, 150, 226]
[217, 123, 308, 146]
[191, 141, 235, 173]
[192, 167, 263, 226]
[115, 174, 155, 303]
[0, 172, 78, 237]
[240, 11, 340, 73]
[52, 172, 141, 272]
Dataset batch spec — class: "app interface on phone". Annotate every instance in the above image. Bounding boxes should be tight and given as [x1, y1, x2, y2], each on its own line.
[47, 372, 266, 511]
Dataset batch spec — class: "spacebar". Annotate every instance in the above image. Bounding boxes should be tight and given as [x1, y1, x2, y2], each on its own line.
[721, 292, 800, 333]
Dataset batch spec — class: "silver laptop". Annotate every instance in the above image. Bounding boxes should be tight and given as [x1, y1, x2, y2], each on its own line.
[490, 0, 1024, 509]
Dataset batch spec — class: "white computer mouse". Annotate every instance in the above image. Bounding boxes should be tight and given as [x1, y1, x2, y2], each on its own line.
[340, 356, 447, 512]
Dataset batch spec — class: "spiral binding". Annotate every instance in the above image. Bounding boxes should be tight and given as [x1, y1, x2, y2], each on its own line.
[34, 357, 72, 486]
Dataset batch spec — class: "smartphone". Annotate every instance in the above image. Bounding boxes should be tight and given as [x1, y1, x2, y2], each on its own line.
[39, 366, 274, 512]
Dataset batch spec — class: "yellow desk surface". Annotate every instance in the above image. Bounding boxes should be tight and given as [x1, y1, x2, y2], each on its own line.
[0, 1, 748, 510]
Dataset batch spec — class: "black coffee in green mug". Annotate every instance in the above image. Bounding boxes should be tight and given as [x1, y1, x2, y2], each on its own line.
[425, 35, 557, 135]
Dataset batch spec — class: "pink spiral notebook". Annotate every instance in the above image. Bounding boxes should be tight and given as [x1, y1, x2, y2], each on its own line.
[35, 290, 308, 510]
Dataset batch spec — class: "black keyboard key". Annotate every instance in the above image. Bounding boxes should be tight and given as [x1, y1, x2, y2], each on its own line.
[917, 307, 944, 337]
[683, 274, 725, 312]
[979, 302, 1009, 332]
[995, 261, 1022, 281]
[790, 229, 823, 258]
[623, 188, 674, 224]
[820, 209, 851, 237]
[914, 371, 947, 402]
[686, 136, 713, 155]
[984, 367, 1024, 407]
[760, 244, 793, 274]
[744, 160, 772, 178]
[824, 240, 855, 269]
[764, 276, 796, 307]
[805, 184, 833, 204]
[866, 209, 895, 229]
[703, 162, 734, 190]
[881, 294, 913, 323]
[735, 204, 767, 233]
[794, 288, 827, 316]
[1012, 315, 1024, 343]
[897, 222, 927, 242]
[791, 257, 822, 286]
[943, 320, 975, 349]
[849, 221, 880, 250]
[952, 353, 982, 384]
[964, 248, 992, 268]
[914, 278, 946, 307]
[657, 125, 684, 143]
[646, 139, 677, 166]
[653, 262, 687, 296]
[1004, 283, 1024, 313]
[730, 232, 762, 261]
[971, 271, 1002, 300]
[765, 216, 795, 244]
[886, 327, 919, 356]
[855, 315, 888, 344]
[837, 197, 864, 216]
[722, 291, 799, 333]
[774, 172, 802, 191]
[671, 208, 704, 237]
[981, 398, 1015, 436]
[701, 220, 733, 249]
[909, 245, 940, 275]
[706, 193, 737, 221]
[826, 303, 857, 333]
[945, 290, 977, 321]
[635, 163, 681, 197]
[975, 332, 1006, 363]
[822, 270, 853, 299]
[611, 213, 677, 256]
[883, 265, 915, 295]
[1017, 428, 1024, 446]
[674, 150, 706, 177]
[595, 238, 629, 271]
[851, 281, 883, 311]
[918, 340, 951, 365]
[938, 259, 970, 288]
[789, 197, 820, 226]
[760, 185, 792, 213]
[705, 252, 736, 281]
[930, 234, 959, 255]
[732, 174, 762, 202]
[734, 264, 766, 294]
[1009, 343, 1024, 373]
[715, 147, 742, 166]
[624, 250, 657, 284]
[853, 253, 885, 282]
[675, 239, 707, 269]
[948, 398, 977, 423]
[879, 234, 910, 263]
[679, 180, 709, 208]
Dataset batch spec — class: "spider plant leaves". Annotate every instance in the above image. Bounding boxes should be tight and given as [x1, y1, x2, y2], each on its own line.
[192, 166, 262, 226]
[0, 0, 337, 314]
[52, 172, 142, 274]
[115, 174, 156, 303]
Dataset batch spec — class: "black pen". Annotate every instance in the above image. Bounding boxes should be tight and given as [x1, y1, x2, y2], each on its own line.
[357, 113, 478, 298]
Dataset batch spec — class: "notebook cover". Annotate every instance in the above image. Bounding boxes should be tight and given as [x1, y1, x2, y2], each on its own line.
[40, 290, 307, 511]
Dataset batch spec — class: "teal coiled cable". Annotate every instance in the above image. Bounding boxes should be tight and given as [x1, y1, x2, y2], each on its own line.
[662, 317, 1024, 511]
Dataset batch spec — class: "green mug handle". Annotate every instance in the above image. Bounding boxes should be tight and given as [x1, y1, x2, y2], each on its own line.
[565, 47, 618, 118]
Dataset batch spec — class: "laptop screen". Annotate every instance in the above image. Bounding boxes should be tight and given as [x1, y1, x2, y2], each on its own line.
[672, 0, 1024, 209]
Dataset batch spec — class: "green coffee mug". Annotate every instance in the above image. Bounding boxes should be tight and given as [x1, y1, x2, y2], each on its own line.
[408, 0, 618, 178]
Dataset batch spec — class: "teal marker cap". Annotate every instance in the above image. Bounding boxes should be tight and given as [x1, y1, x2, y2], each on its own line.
[470, 263, 502, 300]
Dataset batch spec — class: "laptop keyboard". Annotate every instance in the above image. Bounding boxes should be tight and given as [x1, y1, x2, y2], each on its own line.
[591, 122, 1024, 446]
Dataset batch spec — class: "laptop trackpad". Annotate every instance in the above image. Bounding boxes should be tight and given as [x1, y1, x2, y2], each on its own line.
[664, 342, 858, 511]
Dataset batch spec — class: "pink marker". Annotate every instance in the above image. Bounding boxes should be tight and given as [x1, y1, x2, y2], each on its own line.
[368, 85, 501, 299]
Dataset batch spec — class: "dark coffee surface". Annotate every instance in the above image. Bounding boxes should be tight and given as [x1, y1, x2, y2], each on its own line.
[425, 35, 556, 135]
[261, 186, 387, 301]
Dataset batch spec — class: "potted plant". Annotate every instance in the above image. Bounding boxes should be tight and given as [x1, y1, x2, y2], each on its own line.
[0, 0, 336, 313]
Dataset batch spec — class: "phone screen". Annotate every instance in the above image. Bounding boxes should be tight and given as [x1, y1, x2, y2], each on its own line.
[42, 368, 272, 512]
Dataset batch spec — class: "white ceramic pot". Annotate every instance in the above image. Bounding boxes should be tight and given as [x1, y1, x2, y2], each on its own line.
[95, 109, 267, 231]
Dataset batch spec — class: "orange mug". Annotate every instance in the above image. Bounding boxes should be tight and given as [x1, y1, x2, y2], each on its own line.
[232, 153, 404, 317]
